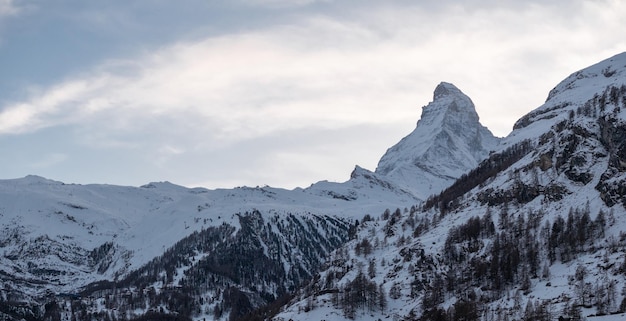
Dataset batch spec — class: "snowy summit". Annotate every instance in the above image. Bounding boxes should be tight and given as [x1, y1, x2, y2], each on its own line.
[376, 82, 500, 199]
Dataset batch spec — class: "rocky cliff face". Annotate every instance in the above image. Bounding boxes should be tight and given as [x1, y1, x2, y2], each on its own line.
[375, 82, 501, 199]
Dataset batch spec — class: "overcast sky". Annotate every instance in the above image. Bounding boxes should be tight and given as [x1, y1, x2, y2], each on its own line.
[0, 0, 625, 189]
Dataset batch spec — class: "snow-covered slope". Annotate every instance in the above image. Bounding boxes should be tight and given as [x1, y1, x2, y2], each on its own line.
[376, 82, 501, 199]
[505, 52, 626, 146]
[0, 178, 356, 320]
[305, 165, 418, 209]
[0, 174, 413, 286]
[275, 52, 626, 321]
[0, 164, 425, 320]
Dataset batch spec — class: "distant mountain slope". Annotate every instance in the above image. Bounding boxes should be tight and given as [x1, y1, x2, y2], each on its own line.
[375, 82, 501, 199]
[0, 168, 419, 320]
[0, 175, 406, 269]
[275, 52, 626, 321]
[0, 177, 358, 320]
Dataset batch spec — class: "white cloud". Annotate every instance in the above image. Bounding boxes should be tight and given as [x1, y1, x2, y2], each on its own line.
[0, 20, 421, 142]
[0, 0, 20, 17]
[0, 75, 114, 134]
[1, 0, 625, 188]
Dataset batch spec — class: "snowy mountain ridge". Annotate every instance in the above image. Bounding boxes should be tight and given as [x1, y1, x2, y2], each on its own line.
[508, 52, 626, 145]
[0, 172, 415, 286]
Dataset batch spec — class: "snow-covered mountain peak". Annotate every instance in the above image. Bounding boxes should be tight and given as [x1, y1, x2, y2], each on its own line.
[349, 165, 370, 179]
[508, 52, 626, 145]
[546, 51, 626, 105]
[433, 81, 465, 100]
[375, 82, 500, 199]
[419, 82, 477, 128]
[139, 180, 198, 193]
[13, 174, 64, 186]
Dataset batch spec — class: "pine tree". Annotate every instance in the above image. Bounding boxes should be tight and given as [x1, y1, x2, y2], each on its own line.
[378, 284, 387, 312]
[368, 259, 376, 279]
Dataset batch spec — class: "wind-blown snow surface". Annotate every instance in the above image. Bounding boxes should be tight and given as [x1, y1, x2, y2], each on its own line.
[376, 82, 501, 200]
[275, 52, 626, 321]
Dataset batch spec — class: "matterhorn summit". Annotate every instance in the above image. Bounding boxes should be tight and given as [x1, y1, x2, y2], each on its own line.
[375, 82, 500, 199]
